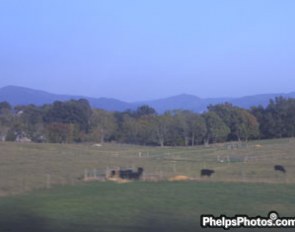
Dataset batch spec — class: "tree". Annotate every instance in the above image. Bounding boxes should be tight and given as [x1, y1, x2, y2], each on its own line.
[252, 97, 295, 139]
[0, 102, 13, 140]
[235, 108, 259, 141]
[44, 99, 92, 132]
[14, 104, 46, 142]
[43, 99, 92, 142]
[0, 102, 11, 115]
[114, 106, 158, 145]
[120, 114, 140, 144]
[188, 113, 207, 146]
[202, 111, 230, 145]
[46, 122, 77, 143]
[134, 105, 156, 118]
[135, 114, 157, 145]
[165, 110, 206, 146]
[172, 111, 191, 146]
[90, 109, 116, 143]
[153, 113, 173, 147]
[208, 103, 259, 141]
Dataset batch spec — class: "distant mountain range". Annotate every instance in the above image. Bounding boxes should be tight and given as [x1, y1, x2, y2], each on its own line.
[1, 85, 295, 113]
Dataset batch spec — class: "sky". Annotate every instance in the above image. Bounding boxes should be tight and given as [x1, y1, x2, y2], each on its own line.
[0, 0, 295, 102]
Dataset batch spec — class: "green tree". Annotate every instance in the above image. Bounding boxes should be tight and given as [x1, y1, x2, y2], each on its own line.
[202, 111, 230, 145]
[188, 113, 207, 146]
[235, 108, 259, 141]
[0, 102, 13, 141]
[114, 106, 157, 145]
[153, 113, 173, 147]
[46, 122, 73, 143]
[252, 97, 295, 139]
[166, 110, 206, 146]
[134, 105, 156, 118]
[14, 104, 46, 142]
[44, 99, 92, 132]
[208, 103, 259, 141]
[43, 99, 92, 142]
[90, 109, 117, 143]
[120, 114, 140, 144]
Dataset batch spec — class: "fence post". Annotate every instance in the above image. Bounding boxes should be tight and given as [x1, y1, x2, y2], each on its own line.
[105, 167, 109, 179]
[84, 169, 88, 181]
[93, 168, 96, 179]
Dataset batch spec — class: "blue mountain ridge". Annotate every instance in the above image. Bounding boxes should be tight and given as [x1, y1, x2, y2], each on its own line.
[1, 85, 295, 113]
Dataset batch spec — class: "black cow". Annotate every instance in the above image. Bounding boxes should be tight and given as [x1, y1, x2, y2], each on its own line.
[133, 167, 144, 180]
[201, 169, 215, 177]
[119, 169, 133, 179]
[119, 167, 144, 180]
[274, 165, 286, 173]
[110, 170, 116, 177]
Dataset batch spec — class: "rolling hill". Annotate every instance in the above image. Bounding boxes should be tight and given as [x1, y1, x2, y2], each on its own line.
[0, 86, 131, 112]
[1, 85, 295, 113]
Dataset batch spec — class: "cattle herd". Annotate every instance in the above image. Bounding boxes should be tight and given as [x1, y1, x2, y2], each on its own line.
[200, 165, 286, 177]
[110, 167, 144, 180]
[108, 165, 286, 181]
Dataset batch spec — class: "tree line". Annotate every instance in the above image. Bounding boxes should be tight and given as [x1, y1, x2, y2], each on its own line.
[0, 96, 294, 146]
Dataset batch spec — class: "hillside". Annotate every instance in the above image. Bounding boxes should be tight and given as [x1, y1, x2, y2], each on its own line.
[1, 85, 295, 112]
[0, 86, 132, 112]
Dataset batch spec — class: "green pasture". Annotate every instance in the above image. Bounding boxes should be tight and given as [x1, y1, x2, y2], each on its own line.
[0, 139, 295, 231]
[0, 182, 295, 232]
[0, 138, 295, 195]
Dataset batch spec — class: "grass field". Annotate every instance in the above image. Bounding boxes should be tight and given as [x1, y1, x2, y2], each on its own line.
[0, 138, 295, 195]
[0, 182, 295, 232]
[0, 139, 295, 231]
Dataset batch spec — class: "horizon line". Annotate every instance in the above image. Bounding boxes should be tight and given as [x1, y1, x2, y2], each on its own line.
[0, 84, 293, 103]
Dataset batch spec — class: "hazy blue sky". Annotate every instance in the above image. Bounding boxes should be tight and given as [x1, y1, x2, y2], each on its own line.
[1, 0, 295, 101]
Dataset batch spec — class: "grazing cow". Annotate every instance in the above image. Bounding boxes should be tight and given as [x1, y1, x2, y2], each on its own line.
[110, 170, 116, 177]
[274, 165, 286, 173]
[201, 169, 215, 177]
[133, 167, 144, 180]
[118, 167, 144, 180]
[119, 169, 133, 179]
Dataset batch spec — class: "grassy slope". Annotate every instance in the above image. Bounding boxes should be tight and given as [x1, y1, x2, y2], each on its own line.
[0, 139, 295, 231]
[0, 138, 295, 195]
[0, 182, 295, 232]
